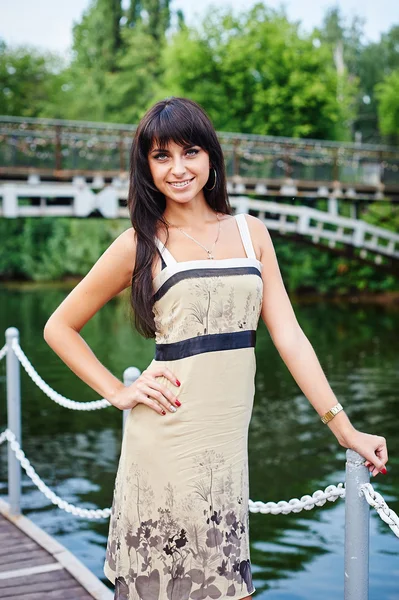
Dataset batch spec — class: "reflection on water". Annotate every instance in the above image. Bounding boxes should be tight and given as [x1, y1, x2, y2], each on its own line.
[0, 284, 398, 599]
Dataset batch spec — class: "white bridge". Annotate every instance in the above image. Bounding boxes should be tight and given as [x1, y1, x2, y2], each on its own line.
[0, 178, 398, 273]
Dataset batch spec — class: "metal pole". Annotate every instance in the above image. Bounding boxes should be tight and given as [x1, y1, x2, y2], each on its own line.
[6, 327, 21, 516]
[344, 449, 370, 600]
[122, 367, 141, 434]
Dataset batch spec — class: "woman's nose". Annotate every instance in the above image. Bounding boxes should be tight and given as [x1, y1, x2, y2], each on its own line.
[170, 156, 187, 176]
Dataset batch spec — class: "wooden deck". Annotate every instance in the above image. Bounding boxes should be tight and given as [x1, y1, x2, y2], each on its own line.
[0, 499, 113, 600]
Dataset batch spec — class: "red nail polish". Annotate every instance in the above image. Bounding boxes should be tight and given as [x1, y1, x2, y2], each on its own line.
[381, 467, 388, 474]
[161, 410, 166, 415]
[175, 399, 181, 407]
[176, 379, 181, 387]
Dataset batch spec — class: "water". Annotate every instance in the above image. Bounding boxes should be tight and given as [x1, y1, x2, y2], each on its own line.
[0, 283, 398, 599]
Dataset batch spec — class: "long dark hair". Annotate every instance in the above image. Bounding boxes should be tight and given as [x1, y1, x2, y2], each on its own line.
[128, 96, 232, 338]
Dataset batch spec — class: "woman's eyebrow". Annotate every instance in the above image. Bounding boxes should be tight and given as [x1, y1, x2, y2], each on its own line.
[150, 144, 196, 154]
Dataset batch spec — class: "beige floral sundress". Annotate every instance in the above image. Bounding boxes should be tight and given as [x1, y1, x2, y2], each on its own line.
[104, 213, 263, 599]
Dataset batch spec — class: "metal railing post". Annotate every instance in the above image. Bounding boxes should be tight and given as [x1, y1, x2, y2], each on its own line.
[122, 367, 141, 433]
[6, 327, 22, 516]
[344, 449, 370, 600]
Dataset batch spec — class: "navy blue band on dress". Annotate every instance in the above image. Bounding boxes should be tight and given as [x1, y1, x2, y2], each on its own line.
[153, 265, 262, 302]
[154, 329, 257, 361]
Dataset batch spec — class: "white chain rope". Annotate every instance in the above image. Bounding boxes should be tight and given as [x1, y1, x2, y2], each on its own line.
[2, 343, 399, 533]
[1, 429, 398, 533]
[11, 339, 111, 411]
[0, 429, 111, 519]
[360, 483, 399, 538]
[0, 427, 344, 519]
[248, 483, 345, 514]
[0, 344, 7, 362]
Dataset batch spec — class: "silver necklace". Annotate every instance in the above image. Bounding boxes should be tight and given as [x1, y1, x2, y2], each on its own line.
[172, 212, 222, 260]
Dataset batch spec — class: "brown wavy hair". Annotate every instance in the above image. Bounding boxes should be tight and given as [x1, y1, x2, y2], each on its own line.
[128, 96, 232, 338]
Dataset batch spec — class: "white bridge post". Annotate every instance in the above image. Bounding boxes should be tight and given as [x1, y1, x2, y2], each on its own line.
[3, 185, 18, 218]
[6, 327, 22, 516]
[328, 196, 338, 216]
[344, 449, 370, 600]
[297, 209, 310, 235]
[353, 222, 366, 247]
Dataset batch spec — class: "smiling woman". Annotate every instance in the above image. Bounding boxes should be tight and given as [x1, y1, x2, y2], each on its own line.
[42, 96, 389, 600]
[148, 144, 204, 194]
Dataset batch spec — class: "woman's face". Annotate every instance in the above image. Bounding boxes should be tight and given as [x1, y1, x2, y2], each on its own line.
[148, 139, 211, 204]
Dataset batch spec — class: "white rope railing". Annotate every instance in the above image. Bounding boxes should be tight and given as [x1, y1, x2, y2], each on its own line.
[248, 484, 346, 514]
[0, 427, 352, 523]
[2, 341, 399, 539]
[360, 483, 399, 538]
[0, 428, 111, 519]
[10, 339, 111, 411]
[3, 428, 397, 533]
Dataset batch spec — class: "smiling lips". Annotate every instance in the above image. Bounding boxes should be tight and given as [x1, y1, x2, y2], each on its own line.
[167, 177, 195, 189]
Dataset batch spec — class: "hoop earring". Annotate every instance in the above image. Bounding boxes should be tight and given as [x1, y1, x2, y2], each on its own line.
[204, 167, 217, 191]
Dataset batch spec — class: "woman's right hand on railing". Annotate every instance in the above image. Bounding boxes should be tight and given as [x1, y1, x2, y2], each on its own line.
[110, 366, 181, 416]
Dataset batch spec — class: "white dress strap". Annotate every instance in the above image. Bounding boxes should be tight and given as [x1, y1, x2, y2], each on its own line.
[154, 236, 177, 267]
[235, 213, 256, 259]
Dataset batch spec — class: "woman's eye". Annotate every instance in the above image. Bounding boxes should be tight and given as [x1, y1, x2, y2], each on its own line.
[154, 149, 199, 160]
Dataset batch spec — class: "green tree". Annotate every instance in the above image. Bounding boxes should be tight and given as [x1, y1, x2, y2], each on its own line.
[103, 24, 161, 123]
[0, 40, 65, 117]
[159, 4, 357, 139]
[127, 0, 141, 26]
[72, 0, 122, 73]
[126, 0, 171, 40]
[375, 70, 399, 136]
[317, 9, 399, 143]
[50, 0, 125, 121]
[53, 0, 171, 122]
[355, 25, 399, 143]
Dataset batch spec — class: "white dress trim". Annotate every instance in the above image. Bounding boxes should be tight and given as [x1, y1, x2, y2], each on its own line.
[153, 213, 262, 293]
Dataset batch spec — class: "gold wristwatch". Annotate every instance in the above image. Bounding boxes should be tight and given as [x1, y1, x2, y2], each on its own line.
[321, 402, 343, 424]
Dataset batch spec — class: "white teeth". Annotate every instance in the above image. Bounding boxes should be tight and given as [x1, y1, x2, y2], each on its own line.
[168, 178, 193, 188]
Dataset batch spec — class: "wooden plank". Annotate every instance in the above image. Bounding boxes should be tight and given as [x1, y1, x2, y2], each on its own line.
[0, 547, 55, 564]
[0, 499, 113, 599]
[0, 555, 57, 573]
[1, 570, 93, 595]
[0, 539, 38, 557]
[0, 563, 63, 581]
[0, 569, 70, 587]
[1, 586, 93, 599]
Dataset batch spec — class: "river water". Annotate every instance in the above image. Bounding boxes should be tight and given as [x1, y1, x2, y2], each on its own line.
[0, 283, 398, 599]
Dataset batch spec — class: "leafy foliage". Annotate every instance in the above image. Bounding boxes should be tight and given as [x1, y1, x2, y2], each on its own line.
[159, 4, 357, 139]
[0, 2, 397, 292]
[0, 3, 396, 142]
[0, 218, 396, 294]
[375, 70, 399, 136]
[0, 41, 66, 118]
[0, 218, 127, 282]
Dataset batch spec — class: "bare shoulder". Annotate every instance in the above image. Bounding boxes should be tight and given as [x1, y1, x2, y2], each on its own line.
[106, 226, 137, 256]
[44, 226, 138, 333]
[101, 226, 138, 285]
[242, 213, 272, 261]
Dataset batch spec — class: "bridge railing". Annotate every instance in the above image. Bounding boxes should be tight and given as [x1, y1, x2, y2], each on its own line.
[0, 326, 398, 599]
[1, 115, 399, 186]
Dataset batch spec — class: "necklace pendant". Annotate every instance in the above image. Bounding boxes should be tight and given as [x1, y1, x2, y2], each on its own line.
[208, 252, 214, 259]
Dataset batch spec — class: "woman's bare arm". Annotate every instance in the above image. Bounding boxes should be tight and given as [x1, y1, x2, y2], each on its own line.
[247, 214, 388, 476]
[43, 228, 136, 404]
[247, 214, 356, 445]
